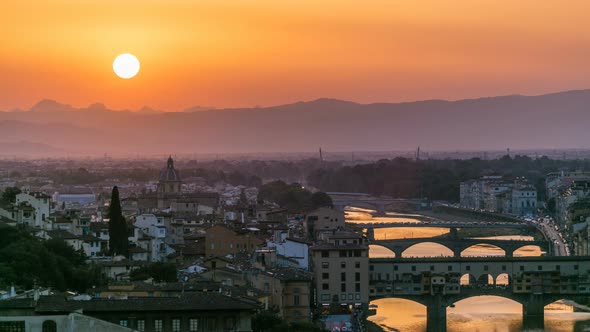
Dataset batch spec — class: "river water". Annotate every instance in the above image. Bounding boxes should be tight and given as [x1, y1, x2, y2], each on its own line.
[346, 208, 590, 332]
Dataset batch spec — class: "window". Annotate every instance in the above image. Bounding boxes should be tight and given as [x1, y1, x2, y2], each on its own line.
[42, 320, 57, 332]
[466, 265, 471, 271]
[341, 262, 346, 269]
[341, 283, 346, 292]
[172, 319, 181, 332]
[556, 265, 560, 271]
[322, 283, 329, 290]
[321, 294, 330, 301]
[394, 266, 398, 271]
[341, 272, 346, 282]
[355, 272, 361, 282]
[574, 265, 579, 270]
[354, 250, 361, 257]
[430, 265, 434, 271]
[484, 265, 488, 271]
[154, 319, 163, 332]
[502, 265, 506, 271]
[322, 251, 329, 258]
[119, 320, 128, 327]
[294, 295, 300, 305]
[448, 265, 453, 271]
[411, 266, 416, 272]
[137, 320, 146, 331]
[355, 293, 361, 300]
[322, 272, 329, 279]
[538, 265, 542, 271]
[369, 265, 374, 271]
[339, 250, 347, 257]
[355, 262, 361, 268]
[322, 262, 329, 268]
[520, 266, 524, 271]
[355, 283, 361, 292]
[0, 321, 25, 332]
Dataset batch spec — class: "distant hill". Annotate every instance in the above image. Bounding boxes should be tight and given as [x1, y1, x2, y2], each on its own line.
[0, 140, 66, 156]
[1, 89, 589, 155]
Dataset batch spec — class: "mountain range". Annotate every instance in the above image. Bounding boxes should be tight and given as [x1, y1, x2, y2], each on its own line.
[0, 89, 589, 156]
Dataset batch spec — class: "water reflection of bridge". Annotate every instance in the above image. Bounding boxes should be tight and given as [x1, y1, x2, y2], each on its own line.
[349, 221, 530, 229]
[369, 256, 590, 332]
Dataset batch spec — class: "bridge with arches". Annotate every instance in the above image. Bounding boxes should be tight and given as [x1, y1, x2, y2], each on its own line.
[368, 256, 590, 332]
[368, 236, 549, 258]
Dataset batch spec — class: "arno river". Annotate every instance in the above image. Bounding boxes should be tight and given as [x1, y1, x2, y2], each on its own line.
[346, 208, 590, 332]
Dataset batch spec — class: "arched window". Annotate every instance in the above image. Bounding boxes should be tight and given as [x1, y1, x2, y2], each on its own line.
[42, 320, 57, 332]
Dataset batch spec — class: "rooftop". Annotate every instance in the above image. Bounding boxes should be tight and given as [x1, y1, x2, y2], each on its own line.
[33, 293, 258, 313]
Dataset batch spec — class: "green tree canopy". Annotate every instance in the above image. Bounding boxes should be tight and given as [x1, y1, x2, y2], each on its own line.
[311, 192, 333, 208]
[1, 187, 21, 205]
[129, 262, 177, 283]
[0, 224, 102, 292]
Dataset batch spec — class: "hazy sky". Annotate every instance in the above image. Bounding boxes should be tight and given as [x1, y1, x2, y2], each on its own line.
[2, 0, 590, 111]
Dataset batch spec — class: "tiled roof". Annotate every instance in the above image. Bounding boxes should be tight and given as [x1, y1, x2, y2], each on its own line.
[264, 267, 312, 282]
[129, 247, 148, 254]
[47, 229, 79, 240]
[35, 293, 258, 313]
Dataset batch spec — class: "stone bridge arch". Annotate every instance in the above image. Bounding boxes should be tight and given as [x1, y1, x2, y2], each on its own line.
[459, 243, 506, 257]
[512, 244, 546, 257]
[400, 241, 455, 258]
[495, 273, 510, 286]
[369, 244, 396, 258]
[459, 273, 476, 286]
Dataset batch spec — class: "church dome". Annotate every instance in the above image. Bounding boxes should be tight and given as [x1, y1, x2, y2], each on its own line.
[159, 156, 181, 182]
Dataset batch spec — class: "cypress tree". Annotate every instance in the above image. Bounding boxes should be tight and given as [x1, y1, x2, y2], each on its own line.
[108, 186, 128, 257]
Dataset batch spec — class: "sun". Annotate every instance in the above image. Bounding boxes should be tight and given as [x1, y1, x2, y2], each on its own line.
[113, 53, 140, 79]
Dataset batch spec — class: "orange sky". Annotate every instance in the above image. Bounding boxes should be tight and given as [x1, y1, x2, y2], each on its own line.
[1, 0, 590, 111]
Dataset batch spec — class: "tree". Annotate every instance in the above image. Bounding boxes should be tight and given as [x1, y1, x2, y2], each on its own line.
[0, 224, 103, 292]
[252, 310, 325, 332]
[130, 262, 177, 282]
[1, 187, 21, 204]
[311, 192, 333, 208]
[108, 186, 128, 257]
[252, 311, 285, 332]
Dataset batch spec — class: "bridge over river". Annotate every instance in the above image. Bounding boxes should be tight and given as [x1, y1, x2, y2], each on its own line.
[327, 192, 424, 215]
[369, 236, 549, 258]
[369, 256, 590, 332]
